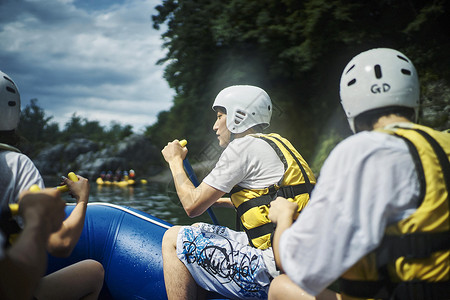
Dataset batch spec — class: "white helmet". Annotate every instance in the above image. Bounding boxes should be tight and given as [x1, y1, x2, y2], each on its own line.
[340, 48, 419, 133]
[212, 85, 272, 134]
[0, 70, 21, 131]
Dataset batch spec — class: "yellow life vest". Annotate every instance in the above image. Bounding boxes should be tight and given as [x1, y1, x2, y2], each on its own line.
[230, 133, 316, 250]
[340, 124, 450, 299]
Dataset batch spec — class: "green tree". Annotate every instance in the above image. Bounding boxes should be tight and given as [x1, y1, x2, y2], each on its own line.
[18, 99, 60, 156]
[106, 122, 133, 144]
[81, 120, 105, 142]
[42, 123, 60, 144]
[16, 99, 138, 158]
[19, 99, 53, 142]
[62, 113, 84, 140]
[61, 114, 125, 143]
[150, 0, 227, 153]
[150, 0, 450, 163]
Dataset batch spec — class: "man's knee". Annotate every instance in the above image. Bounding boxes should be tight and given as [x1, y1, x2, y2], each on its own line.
[84, 260, 104, 292]
[162, 226, 181, 251]
[87, 259, 105, 283]
[75, 259, 104, 290]
[268, 274, 290, 300]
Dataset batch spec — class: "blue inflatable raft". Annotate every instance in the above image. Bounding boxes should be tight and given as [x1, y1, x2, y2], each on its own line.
[46, 203, 226, 300]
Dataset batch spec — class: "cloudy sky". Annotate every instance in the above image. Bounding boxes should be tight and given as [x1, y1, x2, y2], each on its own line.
[0, 0, 174, 133]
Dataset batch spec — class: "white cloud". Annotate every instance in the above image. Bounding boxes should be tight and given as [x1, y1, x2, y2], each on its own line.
[0, 0, 174, 132]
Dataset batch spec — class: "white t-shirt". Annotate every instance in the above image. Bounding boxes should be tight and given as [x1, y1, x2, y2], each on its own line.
[0, 150, 44, 207]
[203, 134, 285, 193]
[279, 129, 420, 296]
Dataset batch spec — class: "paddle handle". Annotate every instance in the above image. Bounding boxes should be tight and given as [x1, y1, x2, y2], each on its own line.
[8, 203, 19, 216]
[179, 140, 219, 225]
[9, 172, 77, 216]
[8, 185, 41, 217]
[179, 139, 187, 147]
[56, 172, 79, 192]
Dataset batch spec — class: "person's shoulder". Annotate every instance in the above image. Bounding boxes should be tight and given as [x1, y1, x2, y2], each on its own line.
[332, 131, 371, 150]
[10, 151, 32, 160]
[2, 149, 25, 159]
[225, 134, 275, 159]
[331, 130, 413, 165]
[229, 134, 265, 147]
[328, 131, 392, 158]
[5, 151, 37, 168]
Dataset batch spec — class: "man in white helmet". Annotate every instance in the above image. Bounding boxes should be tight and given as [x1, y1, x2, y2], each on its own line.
[162, 85, 316, 299]
[0, 70, 105, 299]
[267, 48, 450, 300]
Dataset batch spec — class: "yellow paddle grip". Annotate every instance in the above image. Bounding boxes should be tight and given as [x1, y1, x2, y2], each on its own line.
[179, 139, 187, 147]
[8, 203, 19, 216]
[9, 172, 77, 216]
[56, 172, 79, 192]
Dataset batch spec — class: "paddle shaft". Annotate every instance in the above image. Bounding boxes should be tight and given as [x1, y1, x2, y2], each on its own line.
[179, 140, 219, 225]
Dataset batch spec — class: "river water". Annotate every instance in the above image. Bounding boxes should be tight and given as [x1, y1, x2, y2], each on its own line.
[49, 177, 236, 229]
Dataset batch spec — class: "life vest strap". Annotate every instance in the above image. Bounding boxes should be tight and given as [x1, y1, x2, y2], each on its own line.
[245, 222, 275, 241]
[235, 183, 310, 218]
[411, 129, 450, 186]
[394, 135, 426, 207]
[277, 183, 311, 199]
[259, 135, 314, 193]
[230, 185, 245, 195]
[235, 193, 274, 218]
[340, 278, 450, 300]
[376, 231, 450, 267]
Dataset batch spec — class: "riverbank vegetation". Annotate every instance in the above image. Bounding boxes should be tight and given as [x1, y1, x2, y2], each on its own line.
[147, 0, 450, 173]
[18, 99, 134, 158]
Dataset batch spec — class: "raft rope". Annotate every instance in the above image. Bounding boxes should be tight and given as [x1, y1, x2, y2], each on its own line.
[66, 202, 172, 229]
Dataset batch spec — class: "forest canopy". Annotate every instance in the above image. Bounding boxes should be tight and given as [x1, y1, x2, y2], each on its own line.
[147, 0, 450, 172]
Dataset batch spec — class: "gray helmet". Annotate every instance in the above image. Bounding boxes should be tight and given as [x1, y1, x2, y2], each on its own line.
[212, 85, 272, 134]
[340, 48, 419, 133]
[0, 70, 21, 131]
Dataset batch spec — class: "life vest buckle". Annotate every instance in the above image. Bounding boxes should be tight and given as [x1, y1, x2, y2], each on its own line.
[277, 185, 296, 199]
[276, 184, 309, 200]
[268, 185, 278, 195]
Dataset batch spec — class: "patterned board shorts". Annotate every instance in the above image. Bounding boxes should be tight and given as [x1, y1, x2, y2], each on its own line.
[176, 223, 277, 300]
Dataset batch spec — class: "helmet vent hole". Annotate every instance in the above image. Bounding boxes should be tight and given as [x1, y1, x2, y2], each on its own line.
[3, 76, 15, 85]
[347, 79, 356, 86]
[397, 55, 409, 62]
[345, 64, 355, 74]
[6, 86, 16, 94]
[268, 105, 271, 111]
[401, 69, 411, 76]
[8, 101, 16, 107]
[234, 110, 246, 125]
[374, 65, 382, 79]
